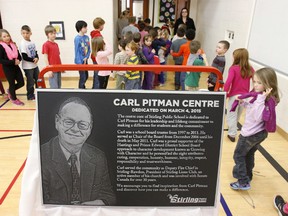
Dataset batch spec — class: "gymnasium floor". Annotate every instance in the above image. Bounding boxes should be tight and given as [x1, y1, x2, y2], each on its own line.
[0, 71, 287, 216]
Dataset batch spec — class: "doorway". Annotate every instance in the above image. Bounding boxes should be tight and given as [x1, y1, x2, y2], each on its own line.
[118, 0, 149, 20]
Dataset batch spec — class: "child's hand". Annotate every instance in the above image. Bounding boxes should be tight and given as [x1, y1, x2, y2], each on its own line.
[151, 49, 156, 54]
[47, 71, 53, 78]
[170, 50, 173, 54]
[15, 59, 20, 65]
[235, 95, 244, 103]
[208, 83, 214, 87]
[33, 58, 39, 64]
[263, 88, 273, 96]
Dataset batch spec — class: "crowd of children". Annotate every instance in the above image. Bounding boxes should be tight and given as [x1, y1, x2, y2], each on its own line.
[0, 10, 283, 212]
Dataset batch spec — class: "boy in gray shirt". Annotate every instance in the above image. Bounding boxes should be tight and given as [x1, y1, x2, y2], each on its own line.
[170, 27, 187, 90]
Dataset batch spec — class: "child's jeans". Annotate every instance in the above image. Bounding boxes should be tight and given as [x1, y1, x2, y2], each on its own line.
[49, 72, 61, 89]
[232, 130, 268, 184]
[24, 67, 39, 99]
[126, 78, 140, 90]
[180, 72, 186, 90]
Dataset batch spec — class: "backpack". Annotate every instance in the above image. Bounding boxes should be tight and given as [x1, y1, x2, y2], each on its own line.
[262, 97, 277, 132]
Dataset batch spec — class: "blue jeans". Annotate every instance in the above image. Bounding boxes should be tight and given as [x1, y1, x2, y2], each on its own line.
[92, 61, 99, 89]
[125, 79, 140, 90]
[78, 70, 88, 89]
[232, 130, 268, 184]
[24, 67, 39, 99]
[180, 72, 186, 91]
[49, 72, 61, 89]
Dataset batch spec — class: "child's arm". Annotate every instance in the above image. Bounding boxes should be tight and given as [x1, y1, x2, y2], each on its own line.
[84, 37, 91, 64]
[223, 67, 235, 93]
[0, 46, 21, 66]
[171, 45, 184, 57]
[43, 54, 53, 78]
[142, 47, 154, 62]
[97, 42, 112, 58]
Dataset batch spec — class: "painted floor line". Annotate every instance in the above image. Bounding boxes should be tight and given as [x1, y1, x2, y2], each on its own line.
[0, 134, 32, 140]
[0, 159, 26, 205]
[220, 193, 233, 216]
[0, 130, 32, 133]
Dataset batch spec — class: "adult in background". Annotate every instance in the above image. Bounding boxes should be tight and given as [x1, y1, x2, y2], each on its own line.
[173, 7, 196, 36]
[116, 10, 129, 41]
[40, 97, 116, 205]
[121, 16, 139, 38]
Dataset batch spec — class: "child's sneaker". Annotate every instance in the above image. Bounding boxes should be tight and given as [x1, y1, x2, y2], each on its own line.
[28, 96, 35, 101]
[274, 195, 288, 216]
[230, 181, 251, 190]
[11, 99, 24, 106]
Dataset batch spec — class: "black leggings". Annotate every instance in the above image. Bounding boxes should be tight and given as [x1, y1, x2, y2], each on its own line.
[98, 75, 109, 89]
[3, 66, 24, 100]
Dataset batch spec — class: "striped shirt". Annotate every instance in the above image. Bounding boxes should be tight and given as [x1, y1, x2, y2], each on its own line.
[126, 55, 140, 80]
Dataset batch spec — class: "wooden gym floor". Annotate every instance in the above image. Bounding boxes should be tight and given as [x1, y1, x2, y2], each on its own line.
[0, 71, 287, 216]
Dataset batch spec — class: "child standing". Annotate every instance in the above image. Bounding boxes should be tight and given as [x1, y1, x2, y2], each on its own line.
[90, 17, 105, 89]
[0, 29, 24, 105]
[91, 37, 112, 89]
[224, 48, 254, 142]
[208, 40, 230, 91]
[74, 20, 90, 89]
[171, 27, 186, 90]
[42, 25, 62, 89]
[19, 25, 39, 100]
[113, 39, 128, 89]
[142, 34, 155, 90]
[185, 41, 205, 91]
[170, 29, 196, 90]
[125, 41, 140, 90]
[230, 68, 280, 190]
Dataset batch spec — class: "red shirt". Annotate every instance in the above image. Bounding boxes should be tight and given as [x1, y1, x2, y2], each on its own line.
[42, 41, 61, 65]
[90, 30, 103, 62]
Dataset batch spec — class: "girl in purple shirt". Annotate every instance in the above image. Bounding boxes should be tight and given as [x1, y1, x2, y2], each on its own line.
[230, 67, 280, 190]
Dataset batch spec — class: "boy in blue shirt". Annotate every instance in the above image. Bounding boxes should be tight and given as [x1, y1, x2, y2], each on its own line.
[74, 20, 91, 89]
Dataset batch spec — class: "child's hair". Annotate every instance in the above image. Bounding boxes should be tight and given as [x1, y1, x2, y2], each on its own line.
[178, 24, 187, 31]
[91, 37, 105, 57]
[118, 39, 127, 50]
[126, 41, 138, 52]
[232, 48, 253, 79]
[75, 20, 87, 33]
[124, 31, 133, 42]
[143, 34, 153, 45]
[254, 68, 280, 103]
[148, 28, 158, 39]
[133, 32, 141, 43]
[44, 25, 56, 36]
[0, 29, 11, 42]
[219, 40, 230, 51]
[185, 29, 196, 41]
[93, 17, 105, 29]
[190, 40, 201, 54]
[144, 18, 151, 25]
[128, 16, 136, 24]
[161, 29, 169, 39]
[138, 22, 146, 31]
[176, 27, 185, 37]
[21, 25, 31, 32]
